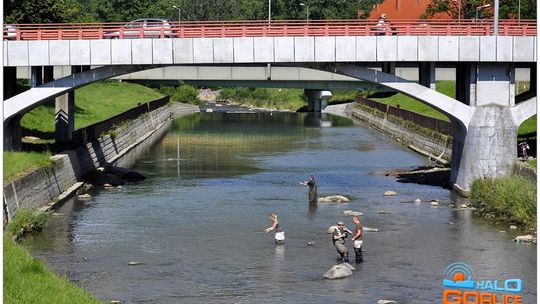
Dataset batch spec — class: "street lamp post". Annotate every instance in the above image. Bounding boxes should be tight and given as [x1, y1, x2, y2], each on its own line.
[475, 3, 490, 20]
[172, 5, 181, 22]
[300, 3, 309, 21]
[268, 0, 271, 21]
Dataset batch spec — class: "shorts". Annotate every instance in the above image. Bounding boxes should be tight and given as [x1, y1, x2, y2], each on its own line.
[354, 240, 363, 249]
[275, 231, 285, 241]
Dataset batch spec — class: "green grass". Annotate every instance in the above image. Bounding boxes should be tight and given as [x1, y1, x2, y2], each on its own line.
[6, 208, 52, 237]
[470, 176, 537, 227]
[21, 81, 164, 135]
[369, 81, 454, 121]
[518, 115, 537, 138]
[3, 151, 54, 183]
[4, 235, 100, 304]
[528, 159, 537, 168]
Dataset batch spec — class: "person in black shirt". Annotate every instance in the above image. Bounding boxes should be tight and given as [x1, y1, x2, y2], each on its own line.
[300, 175, 318, 204]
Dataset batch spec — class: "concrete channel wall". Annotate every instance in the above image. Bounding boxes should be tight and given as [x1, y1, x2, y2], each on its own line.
[350, 104, 452, 164]
[3, 102, 198, 220]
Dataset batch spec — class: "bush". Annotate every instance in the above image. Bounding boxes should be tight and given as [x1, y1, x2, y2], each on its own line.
[7, 208, 52, 237]
[470, 176, 537, 227]
[171, 83, 204, 106]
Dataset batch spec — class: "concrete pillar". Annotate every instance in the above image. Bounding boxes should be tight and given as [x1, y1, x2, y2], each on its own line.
[475, 63, 515, 107]
[55, 91, 75, 144]
[31, 66, 43, 88]
[382, 62, 396, 75]
[3, 67, 17, 99]
[451, 107, 517, 196]
[43, 66, 54, 83]
[455, 63, 476, 106]
[304, 89, 332, 112]
[419, 62, 436, 90]
[529, 64, 536, 92]
[3, 115, 23, 151]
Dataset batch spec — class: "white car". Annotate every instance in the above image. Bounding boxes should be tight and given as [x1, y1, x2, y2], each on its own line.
[104, 18, 173, 39]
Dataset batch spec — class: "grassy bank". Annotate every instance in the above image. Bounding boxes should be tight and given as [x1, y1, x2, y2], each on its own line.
[470, 176, 537, 227]
[5, 81, 165, 184]
[21, 81, 164, 137]
[4, 235, 100, 304]
[4, 151, 54, 183]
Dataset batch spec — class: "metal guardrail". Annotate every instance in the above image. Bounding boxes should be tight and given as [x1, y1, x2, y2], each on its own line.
[355, 96, 453, 135]
[3, 19, 536, 40]
[71, 96, 170, 147]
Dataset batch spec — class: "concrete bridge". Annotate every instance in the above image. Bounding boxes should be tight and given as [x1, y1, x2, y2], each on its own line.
[3, 20, 537, 194]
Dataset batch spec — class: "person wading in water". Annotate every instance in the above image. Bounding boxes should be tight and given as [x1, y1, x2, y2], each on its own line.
[333, 221, 352, 262]
[264, 213, 285, 244]
[300, 175, 318, 204]
[352, 215, 364, 263]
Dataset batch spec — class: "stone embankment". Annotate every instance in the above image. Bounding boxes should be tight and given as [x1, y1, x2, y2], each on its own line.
[324, 102, 451, 165]
[3, 102, 198, 221]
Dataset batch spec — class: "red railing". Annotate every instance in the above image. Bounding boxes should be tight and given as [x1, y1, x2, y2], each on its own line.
[3, 19, 536, 40]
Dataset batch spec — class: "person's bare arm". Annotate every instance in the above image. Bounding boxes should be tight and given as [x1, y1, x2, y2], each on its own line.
[264, 220, 278, 233]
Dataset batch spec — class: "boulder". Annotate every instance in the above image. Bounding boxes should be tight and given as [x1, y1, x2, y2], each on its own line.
[318, 195, 351, 203]
[343, 210, 363, 216]
[327, 225, 338, 234]
[364, 227, 379, 232]
[111, 167, 146, 182]
[414, 199, 421, 204]
[430, 201, 439, 206]
[377, 300, 397, 304]
[85, 171, 125, 186]
[338, 262, 356, 271]
[77, 194, 92, 200]
[509, 225, 517, 230]
[383, 191, 397, 196]
[513, 235, 536, 243]
[128, 261, 144, 266]
[323, 264, 354, 279]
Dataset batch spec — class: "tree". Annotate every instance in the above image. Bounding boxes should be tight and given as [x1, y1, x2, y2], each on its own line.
[423, 0, 536, 19]
[4, 0, 86, 23]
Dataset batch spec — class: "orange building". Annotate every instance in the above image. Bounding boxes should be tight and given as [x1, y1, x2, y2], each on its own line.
[367, 0, 453, 20]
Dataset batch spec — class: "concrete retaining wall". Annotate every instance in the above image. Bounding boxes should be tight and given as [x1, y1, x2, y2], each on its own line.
[3, 102, 198, 220]
[511, 160, 537, 181]
[350, 105, 452, 164]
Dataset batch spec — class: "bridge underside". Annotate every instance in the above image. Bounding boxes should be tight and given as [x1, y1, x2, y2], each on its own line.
[3, 62, 537, 195]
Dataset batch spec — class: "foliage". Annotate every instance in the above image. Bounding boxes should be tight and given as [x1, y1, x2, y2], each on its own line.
[6, 208, 52, 237]
[470, 176, 536, 227]
[4, 0, 88, 23]
[4, 235, 101, 304]
[517, 115, 537, 138]
[217, 87, 306, 111]
[162, 83, 204, 106]
[423, 0, 536, 19]
[3, 151, 54, 183]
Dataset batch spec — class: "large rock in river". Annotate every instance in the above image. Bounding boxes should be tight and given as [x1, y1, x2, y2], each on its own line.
[323, 263, 355, 279]
[318, 195, 351, 203]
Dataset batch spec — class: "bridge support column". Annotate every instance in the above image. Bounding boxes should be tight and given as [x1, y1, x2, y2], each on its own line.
[419, 62, 436, 90]
[55, 91, 75, 144]
[4, 67, 17, 99]
[455, 63, 476, 106]
[382, 62, 395, 75]
[4, 115, 23, 151]
[43, 66, 54, 83]
[305, 90, 332, 112]
[31, 66, 43, 88]
[529, 64, 536, 93]
[451, 106, 517, 196]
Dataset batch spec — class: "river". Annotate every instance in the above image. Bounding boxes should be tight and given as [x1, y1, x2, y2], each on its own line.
[22, 111, 536, 303]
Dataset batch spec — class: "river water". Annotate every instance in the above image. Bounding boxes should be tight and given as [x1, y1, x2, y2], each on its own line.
[23, 112, 536, 303]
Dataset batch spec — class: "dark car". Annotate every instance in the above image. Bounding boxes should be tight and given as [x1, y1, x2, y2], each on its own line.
[104, 18, 173, 39]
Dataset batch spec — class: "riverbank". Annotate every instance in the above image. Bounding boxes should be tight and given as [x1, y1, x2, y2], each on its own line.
[4, 235, 100, 303]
